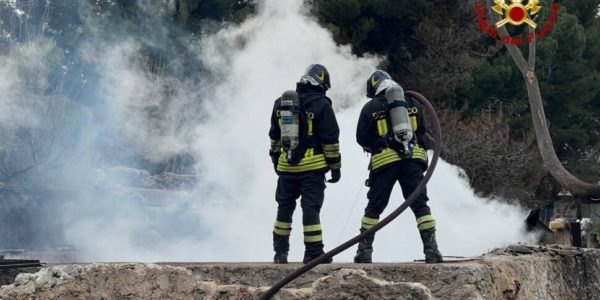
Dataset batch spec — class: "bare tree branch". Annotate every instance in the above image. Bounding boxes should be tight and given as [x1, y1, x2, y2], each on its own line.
[528, 26, 536, 68]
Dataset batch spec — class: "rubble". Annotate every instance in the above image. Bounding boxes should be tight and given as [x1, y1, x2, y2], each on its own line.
[1, 244, 600, 299]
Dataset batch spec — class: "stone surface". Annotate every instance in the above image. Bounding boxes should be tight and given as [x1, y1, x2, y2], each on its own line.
[310, 269, 433, 300]
[1, 244, 600, 299]
[0, 268, 39, 287]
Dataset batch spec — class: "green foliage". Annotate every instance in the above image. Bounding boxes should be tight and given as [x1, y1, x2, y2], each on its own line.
[312, 0, 432, 75]
[554, 13, 586, 61]
[192, 0, 255, 23]
[454, 6, 599, 156]
[557, 0, 599, 26]
[454, 58, 525, 113]
[313, 0, 600, 199]
[533, 9, 600, 154]
[584, 21, 600, 70]
[313, 0, 599, 150]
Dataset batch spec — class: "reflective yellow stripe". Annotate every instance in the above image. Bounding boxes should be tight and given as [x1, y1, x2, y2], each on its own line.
[329, 161, 341, 170]
[370, 148, 401, 170]
[413, 149, 426, 155]
[418, 221, 436, 231]
[278, 161, 328, 172]
[270, 139, 280, 152]
[324, 151, 340, 158]
[372, 158, 400, 170]
[362, 216, 379, 225]
[412, 150, 426, 159]
[372, 150, 399, 162]
[275, 220, 292, 229]
[362, 223, 375, 229]
[274, 228, 291, 236]
[417, 215, 436, 231]
[322, 143, 340, 151]
[369, 145, 426, 170]
[304, 235, 323, 243]
[413, 155, 426, 161]
[279, 148, 316, 163]
[307, 118, 313, 136]
[323, 143, 340, 158]
[411, 116, 418, 131]
[416, 215, 434, 224]
[377, 119, 388, 136]
[277, 148, 328, 173]
[278, 159, 328, 172]
[361, 216, 379, 229]
[372, 157, 400, 170]
[304, 224, 321, 232]
[412, 145, 428, 161]
[373, 148, 399, 159]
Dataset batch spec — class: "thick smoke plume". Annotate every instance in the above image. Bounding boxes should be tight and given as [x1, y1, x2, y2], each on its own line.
[0, 0, 533, 262]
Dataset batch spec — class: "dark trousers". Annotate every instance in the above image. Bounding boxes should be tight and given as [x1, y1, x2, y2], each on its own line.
[365, 160, 431, 220]
[274, 171, 326, 254]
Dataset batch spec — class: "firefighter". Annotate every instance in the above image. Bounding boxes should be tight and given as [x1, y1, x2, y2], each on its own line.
[353, 70, 443, 264]
[268, 64, 341, 264]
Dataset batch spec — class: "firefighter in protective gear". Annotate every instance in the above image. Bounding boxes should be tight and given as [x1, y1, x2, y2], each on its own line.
[353, 70, 443, 264]
[269, 64, 341, 264]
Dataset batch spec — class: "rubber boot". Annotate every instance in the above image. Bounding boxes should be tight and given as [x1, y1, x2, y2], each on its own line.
[303, 242, 332, 264]
[419, 228, 443, 263]
[354, 228, 375, 263]
[273, 233, 289, 264]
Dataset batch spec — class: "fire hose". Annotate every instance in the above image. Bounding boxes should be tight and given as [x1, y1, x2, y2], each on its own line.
[260, 91, 442, 299]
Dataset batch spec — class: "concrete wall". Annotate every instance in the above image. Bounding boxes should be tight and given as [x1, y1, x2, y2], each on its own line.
[1, 244, 600, 299]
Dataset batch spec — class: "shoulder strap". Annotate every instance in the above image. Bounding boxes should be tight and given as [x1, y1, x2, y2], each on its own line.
[406, 95, 420, 108]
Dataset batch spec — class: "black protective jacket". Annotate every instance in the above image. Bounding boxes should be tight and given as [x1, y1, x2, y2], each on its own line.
[269, 84, 341, 174]
[356, 93, 428, 172]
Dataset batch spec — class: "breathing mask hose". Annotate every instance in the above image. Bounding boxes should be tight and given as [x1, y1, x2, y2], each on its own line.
[260, 91, 442, 300]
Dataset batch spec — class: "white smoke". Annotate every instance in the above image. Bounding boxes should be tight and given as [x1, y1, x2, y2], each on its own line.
[0, 40, 56, 128]
[1, 0, 534, 262]
[325, 107, 532, 262]
[129, 0, 532, 262]
[189, 0, 532, 262]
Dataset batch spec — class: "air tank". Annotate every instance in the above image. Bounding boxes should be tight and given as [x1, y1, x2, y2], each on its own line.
[385, 85, 413, 152]
[279, 90, 301, 162]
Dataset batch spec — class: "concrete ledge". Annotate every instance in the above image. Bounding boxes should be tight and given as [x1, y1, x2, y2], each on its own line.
[1, 245, 599, 299]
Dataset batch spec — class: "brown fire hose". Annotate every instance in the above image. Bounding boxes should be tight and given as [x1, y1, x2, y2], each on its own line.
[260, 91, 442, 299]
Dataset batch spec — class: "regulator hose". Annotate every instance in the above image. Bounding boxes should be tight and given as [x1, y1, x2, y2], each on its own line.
[260, 91, 442, 300]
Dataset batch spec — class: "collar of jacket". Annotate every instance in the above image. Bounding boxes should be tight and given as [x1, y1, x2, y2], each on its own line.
[373, 93, 387, 105]
[296, 83, 329, 105]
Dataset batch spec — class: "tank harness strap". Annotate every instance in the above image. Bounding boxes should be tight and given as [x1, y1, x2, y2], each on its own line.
[386, 100, 409, 109]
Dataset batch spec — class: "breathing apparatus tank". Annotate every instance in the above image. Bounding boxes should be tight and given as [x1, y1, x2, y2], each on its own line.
[279, 90, 301, 163]
[385, 85, 413, 155]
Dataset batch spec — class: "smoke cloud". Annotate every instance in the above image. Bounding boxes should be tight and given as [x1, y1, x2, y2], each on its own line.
[0, 0, 534, 262]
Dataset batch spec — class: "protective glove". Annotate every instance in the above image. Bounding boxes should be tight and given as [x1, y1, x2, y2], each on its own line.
[327, 169, 341, 183]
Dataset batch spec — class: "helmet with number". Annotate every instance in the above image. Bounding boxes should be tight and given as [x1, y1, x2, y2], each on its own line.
[300, 64, 331, 91]
[366, 70, 396, 98]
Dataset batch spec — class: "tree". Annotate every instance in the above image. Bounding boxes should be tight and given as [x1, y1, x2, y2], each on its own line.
[487, 1, 600, 200]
